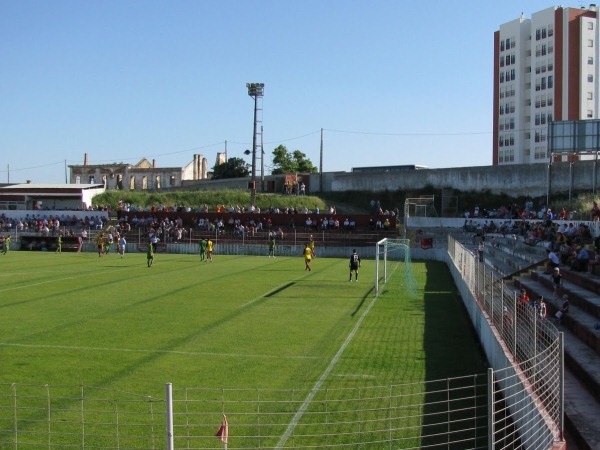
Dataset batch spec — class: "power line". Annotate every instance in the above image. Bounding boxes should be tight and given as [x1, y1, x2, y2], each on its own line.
[324, 128, 493, 136]
[0, 125, 517, 175]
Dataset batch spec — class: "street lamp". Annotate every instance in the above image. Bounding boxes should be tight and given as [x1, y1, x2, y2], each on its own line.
[247, 83, 264, 207]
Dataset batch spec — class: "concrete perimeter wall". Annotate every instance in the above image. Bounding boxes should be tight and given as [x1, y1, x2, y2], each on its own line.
[170, 161, 598, 198]
[324, 160, 600, 197]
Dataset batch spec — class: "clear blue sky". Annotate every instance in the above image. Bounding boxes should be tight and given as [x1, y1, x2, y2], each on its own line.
[1, 0, 562, 183]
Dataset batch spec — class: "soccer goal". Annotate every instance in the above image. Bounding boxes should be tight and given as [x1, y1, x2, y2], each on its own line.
[375, 238, 417, 297]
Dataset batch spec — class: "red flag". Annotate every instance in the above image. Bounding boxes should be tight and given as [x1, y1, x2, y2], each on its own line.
[215, 414, 228, 445]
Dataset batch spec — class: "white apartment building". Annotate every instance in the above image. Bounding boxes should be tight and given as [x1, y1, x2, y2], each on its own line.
[494, 5, 600, 165]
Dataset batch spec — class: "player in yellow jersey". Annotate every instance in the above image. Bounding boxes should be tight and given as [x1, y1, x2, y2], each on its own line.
[97, 233, 105, 257]
[206, 239, 214, 262]
[303, 243, 314, 271]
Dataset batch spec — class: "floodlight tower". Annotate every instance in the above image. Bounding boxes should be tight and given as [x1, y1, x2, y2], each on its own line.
[246, 82, 264, 207]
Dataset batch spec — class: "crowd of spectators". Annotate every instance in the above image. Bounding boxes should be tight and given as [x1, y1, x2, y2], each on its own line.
[0, 213, 107, 235]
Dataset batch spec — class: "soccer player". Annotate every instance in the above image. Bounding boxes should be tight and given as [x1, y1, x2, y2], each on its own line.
[303, 242, 313, 271]
[268, 235, 276, 257]
[200, 238, 207, 261]
[147, 242, 154, 267]
[206, 238, 214, 262]
[1, 235, 9, 255]
[349, 249, 361, 281]
[56, 234, 62, 253]
[97, 233, 105, 257]
[309, 235, 316, 257]
[118, 235, 127, 258]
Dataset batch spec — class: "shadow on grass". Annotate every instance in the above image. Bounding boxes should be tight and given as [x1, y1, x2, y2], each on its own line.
[421, 260, 489, 449]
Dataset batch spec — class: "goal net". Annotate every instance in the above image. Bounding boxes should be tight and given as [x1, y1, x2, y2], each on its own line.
[375, 238, 417, 298]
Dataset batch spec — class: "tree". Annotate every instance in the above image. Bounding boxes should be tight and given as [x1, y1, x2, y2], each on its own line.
[211, 157, 250, 180]
[271, 145, 318, 174]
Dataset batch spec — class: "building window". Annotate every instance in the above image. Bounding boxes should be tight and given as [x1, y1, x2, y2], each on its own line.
[510, 69, 515, 81]
[130, 176, 135, 190]
[142, 176, 148, 190]
[89, 176, 95, 184]
[75, 175, 81, 184]
[588, 22, 594, 30]
[541, 44, 547, 55]
[511, 54, 515, 64]
[589, 56, 594, 65]
[589, 74, 594, 82]
[589, 92, 594, 100]
[116, 174, 123, 190]
[588, 110, 594, 118]
[548, 75, 553, 89]
[505, 38, 510, 49]
[500, 40, 505, 51]
[170, 176, 176, 187]
[542, 28, 547, 39]
[588, 39, 594, 47]
[505, 55, 510, 66]
[155, 176, 161, 189]
[536, 29, 541, 40]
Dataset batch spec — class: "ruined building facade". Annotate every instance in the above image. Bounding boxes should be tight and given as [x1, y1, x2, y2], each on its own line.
[69, 154, 209, 190]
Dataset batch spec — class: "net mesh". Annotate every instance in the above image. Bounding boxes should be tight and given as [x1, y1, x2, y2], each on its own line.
[376, 238, 418, 299]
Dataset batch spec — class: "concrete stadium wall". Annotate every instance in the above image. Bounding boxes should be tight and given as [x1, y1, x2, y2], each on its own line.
[326, 160, 600, 197]
[172, 161, 599, 199]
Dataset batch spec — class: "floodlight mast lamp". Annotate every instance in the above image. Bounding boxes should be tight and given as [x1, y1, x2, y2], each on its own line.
[247, 83, 264, 207]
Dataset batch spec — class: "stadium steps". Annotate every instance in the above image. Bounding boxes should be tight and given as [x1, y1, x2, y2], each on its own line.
[470, 235, 600, 448]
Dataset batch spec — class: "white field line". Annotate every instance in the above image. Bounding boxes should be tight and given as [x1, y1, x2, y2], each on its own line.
[274, 291, 380, 449]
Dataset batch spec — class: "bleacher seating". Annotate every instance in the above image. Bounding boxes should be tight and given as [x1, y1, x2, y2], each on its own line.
[478, 234, 600, 449]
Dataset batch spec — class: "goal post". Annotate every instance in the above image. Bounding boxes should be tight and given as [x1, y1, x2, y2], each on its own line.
[375, 238, 417, 297]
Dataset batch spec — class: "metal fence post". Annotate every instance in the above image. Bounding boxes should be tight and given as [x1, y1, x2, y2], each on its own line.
[559, 332, 565, 441]
[487, 368, 494, 450]
[166, 383, 174, 450]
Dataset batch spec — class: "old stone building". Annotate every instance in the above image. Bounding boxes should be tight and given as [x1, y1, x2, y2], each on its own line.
[69, 154, 209, 190]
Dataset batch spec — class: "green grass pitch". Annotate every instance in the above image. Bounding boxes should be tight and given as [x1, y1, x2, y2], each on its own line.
[0, 250, 488, 446]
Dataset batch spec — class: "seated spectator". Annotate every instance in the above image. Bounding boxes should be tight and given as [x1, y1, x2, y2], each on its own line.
[592, 201, 600, 221]
[517, 288, 530, 304]
[571, 245, 590, 272]
[587, 252, 600, 274]
[559, 240, 573, 265]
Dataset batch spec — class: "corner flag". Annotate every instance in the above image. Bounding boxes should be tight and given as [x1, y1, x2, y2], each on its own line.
[215, 414, 228, 445]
